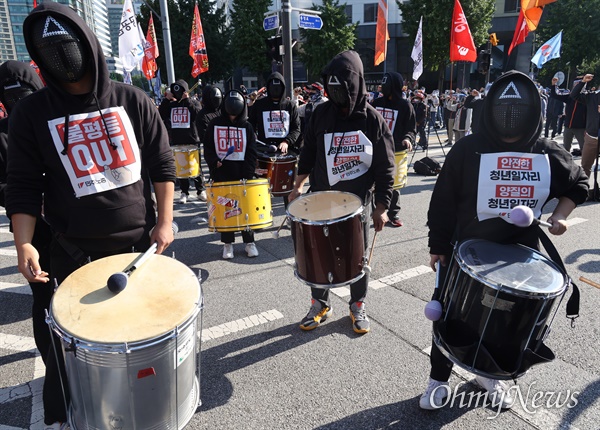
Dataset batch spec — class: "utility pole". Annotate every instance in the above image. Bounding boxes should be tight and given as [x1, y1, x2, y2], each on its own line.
[158, 0, 175, 84]
[281, 0, 294, 100]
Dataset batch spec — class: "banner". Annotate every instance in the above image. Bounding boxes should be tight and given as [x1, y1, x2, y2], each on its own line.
[118, 0, 144, 72]
[411, 17, 423, 81]
[449, 0, 477, 62]
[189, 3, 209, 78]
[531, 31, 562, 69]
[141, 15, 159, 80]
[374, 0, 389, 66]
[508, 9, 529, 56]
[154, 69, 162, 97]
[521, 0, 557, 32]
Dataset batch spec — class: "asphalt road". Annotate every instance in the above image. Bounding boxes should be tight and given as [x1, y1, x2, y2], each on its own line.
[1, 131, 599, 430]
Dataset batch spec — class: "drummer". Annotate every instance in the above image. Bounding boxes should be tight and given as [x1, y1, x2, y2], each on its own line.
[288, 50, 395, 334]
[372, 72, 416, 227]
[6, 3, 176, 428]
[422, 71, 589, 410]
[248, 72, 301, 206]
[204, 89, 259, 259]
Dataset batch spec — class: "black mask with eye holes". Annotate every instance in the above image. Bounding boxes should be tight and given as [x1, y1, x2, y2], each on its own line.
[224, 90, 245, 117]
[381, 74, 393, 98]
[326, 74, 350, 110]
[1, 82, 35, 112]
[267, 78, 284, 100]
[209, 87, 222, 110]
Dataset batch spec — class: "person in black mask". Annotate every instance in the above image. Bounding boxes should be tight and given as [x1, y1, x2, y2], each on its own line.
[372, 72, 416, 227]
[204, 89, 259, 259]
[6, 4, 175, 428]
[289, 50, 395, 334]
[421, 71, 588, 411]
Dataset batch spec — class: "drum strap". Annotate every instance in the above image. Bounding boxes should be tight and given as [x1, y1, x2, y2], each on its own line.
[538, 227, 580, 326]
[52, 231, 89, 267]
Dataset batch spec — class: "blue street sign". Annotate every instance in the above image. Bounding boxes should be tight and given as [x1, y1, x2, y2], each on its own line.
[298, 14, 323, 30]
[263, 15, 279, 31]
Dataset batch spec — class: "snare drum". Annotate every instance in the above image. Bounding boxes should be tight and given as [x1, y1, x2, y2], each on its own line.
[287, 191, 365, 288]
[433, 239, 568, 380]
[393, 150, 408, 189]
[48, 253, 203, 430]
[173, 145, 201, 178]
[206, 179, 273, 232]
[255, 153, 297, 196]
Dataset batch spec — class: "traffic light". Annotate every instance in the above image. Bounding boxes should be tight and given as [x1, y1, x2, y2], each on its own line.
[478, 50, 491, 74]
[265, 36, 283, 62]
[489, 33, 499, 46]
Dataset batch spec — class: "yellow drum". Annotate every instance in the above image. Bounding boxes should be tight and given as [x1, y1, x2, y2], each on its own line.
[393, 150, 408, 189]
[207, 179, 273, 232]
[173, 145, 200, 178]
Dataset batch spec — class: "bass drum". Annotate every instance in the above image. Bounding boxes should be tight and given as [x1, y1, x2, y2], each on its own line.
[287, 191, 365, 288]
[433, 239, 568, 380]
[48, 253, 203, 430]
[173, 145, 201, 178]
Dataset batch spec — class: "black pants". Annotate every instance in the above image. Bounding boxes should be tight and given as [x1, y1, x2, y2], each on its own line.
[387, 189, 401, 220]
[179, 175, 205, 195]
[43, 236, 150, 424]
[221, 230, 254, 244]
[428, 260, 454, 382]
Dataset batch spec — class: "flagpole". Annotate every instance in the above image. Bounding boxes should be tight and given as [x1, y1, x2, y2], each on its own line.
[450, 62, 454, 93]
[383, 0, 388, 75]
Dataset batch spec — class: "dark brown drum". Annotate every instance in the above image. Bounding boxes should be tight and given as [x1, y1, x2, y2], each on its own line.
[286, 191, 365, 288]
[255, 153, 297, 196]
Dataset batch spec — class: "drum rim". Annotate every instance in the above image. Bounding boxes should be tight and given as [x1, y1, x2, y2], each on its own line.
[257, 153, 298, 162]
[172, 144, 200, 151]
[456, 239, 568, 298]
[207, 178, 270, 188]
[286, 190, 364, 225]
[294, 268, 365, 289]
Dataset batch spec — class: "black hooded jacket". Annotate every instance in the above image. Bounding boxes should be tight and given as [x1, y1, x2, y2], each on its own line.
[161, 93, 202, 146]
[371, 72, 416, 152]
[248, 72, 301, 151]
[569, 81, 599, 137]
[204, 89, 257, 182]
[196, 85, 222, 143]
[298, 50, 395, 207]
[428, 71, 589, 256]
[6, 2, 175, 252]
[0, 61, 45, 207]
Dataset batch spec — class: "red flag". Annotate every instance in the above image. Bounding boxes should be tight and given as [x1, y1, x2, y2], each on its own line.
[449, 0, 477, 62]
[508, 9, 529, 56]
[521, 0, 557, 32]
[142, 16, 159, 80]
[189, 3, 209, 78]
[374, 0, 389, 66]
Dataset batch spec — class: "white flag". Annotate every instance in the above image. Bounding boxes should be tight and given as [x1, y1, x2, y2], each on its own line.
[118, 0, 144, 72]
[411, 16, 423, 81]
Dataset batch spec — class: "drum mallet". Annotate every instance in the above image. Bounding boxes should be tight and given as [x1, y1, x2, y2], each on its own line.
[272, 216, 288, 239]
[107, 242, 158, 294]
[363, 230, 379, 275]
[579, 276, 600, 290]
[424, 261, 443, 321]
[510, 205, 553, 228]
[256, 139, 278, 153]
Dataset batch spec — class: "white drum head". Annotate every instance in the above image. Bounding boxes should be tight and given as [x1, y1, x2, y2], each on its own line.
[51, 254, 201, 343]
[287, 191, 362, 222]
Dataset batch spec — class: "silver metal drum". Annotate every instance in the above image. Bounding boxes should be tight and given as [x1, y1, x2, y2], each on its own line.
[48, 253, 203, 430]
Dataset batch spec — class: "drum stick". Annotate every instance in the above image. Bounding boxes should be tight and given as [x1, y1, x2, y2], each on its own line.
[579, 276, 600, 290]
[256, 139, 278, 153]
[272, 216, 288, 239]
[107, 243, 158, 293]
[367, 230, 379, 267]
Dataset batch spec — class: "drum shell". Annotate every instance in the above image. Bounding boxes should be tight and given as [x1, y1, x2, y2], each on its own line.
[172, 145, 201, 178]
[393, 151, 408, 190]
[206, 179, 273, 232]
[433, 240, 567, 380]
[255, 154, 297, 196]
[287, 191, 365, 288]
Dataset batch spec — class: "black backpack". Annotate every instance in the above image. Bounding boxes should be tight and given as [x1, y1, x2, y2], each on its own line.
[414, 157, 441, 176]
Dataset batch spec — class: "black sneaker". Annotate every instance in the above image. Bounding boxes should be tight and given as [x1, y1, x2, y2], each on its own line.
[300, 299, 332, 331]
[350, 301, 370, 334]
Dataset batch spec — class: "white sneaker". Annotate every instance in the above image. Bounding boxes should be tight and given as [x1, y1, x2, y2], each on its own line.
[245, 242, 259, 257]
[178, 193, 188, 204]
[198, 190, 208, 202]
[475, 375, 515, 409]
[222, 244, 234, 259]
[419, 378, 450, 410]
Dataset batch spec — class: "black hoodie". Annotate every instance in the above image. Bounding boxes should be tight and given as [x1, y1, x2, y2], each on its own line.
[298, 50, 395, 207]
[371, 72, 416, 152]
[204, 89, 257, 182]
[248, 72, 301, 151]
[6, 2, 175, 252]
[428, 71, 588, 256]
[0, 60, 45, 207]
[196, 84, 222, 143]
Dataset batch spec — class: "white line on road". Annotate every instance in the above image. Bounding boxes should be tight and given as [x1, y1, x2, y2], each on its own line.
[0, 282, 31, 295]
[0, 248, 17, 256]
[201, 309, 284, 342]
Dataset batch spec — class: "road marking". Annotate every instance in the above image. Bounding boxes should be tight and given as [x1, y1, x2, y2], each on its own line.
[0, 248, 17, 257]
[0, 282, 31, 295]
[201, 309, 284, 342]
[0, 227, 11, 235]
[421, 347, 580, 430]
[566, 217, 587, 227]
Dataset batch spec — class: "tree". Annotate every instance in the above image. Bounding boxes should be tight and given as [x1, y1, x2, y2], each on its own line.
[298, 0, 358, 82]
[398, 0, 495, 86]
[138, 0, 233, 86]
[230, 0, 273, 84]
[534, 1, 600, 86]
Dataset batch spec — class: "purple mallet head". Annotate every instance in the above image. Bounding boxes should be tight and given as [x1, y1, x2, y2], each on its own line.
[424, 300, 443, 321]
[510, 205, 534, 227]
